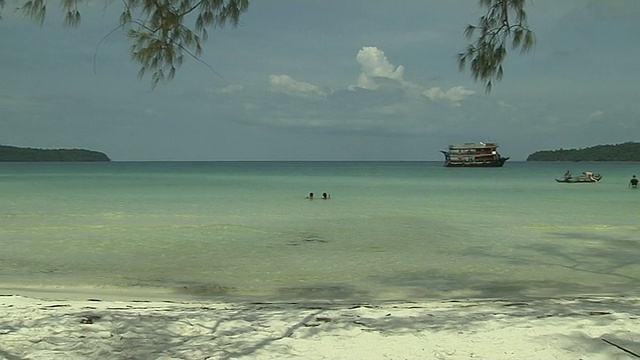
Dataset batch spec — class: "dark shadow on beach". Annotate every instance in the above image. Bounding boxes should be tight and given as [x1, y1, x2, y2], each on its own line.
[1, 295, 638, 359]
[277, 283, 369, 300]
[5, 227, 631, 359]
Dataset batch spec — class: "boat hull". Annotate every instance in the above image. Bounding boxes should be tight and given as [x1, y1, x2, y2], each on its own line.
[555, 173, 602, 183]
[555, 178, 600, 183]
[444, 157, 509, 167]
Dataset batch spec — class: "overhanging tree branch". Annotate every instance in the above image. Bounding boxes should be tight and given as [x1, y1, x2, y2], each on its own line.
[458, 0, 535, 93]
[4, 0, 249, 89]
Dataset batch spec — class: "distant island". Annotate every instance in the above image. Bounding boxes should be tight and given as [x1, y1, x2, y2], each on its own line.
[526, 142, 640, 161]
[0, 145, 110, 162]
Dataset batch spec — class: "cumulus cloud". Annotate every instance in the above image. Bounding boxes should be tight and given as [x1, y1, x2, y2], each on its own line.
[268, 75, 327, 99]
[498, 100, 513, 109]
[252, 46, 475, 135]
[354, 46, 405, 89]
[423, 86, 475, 106]
[351, 47, 473, 106]
[216, 84, 243, 94]
[588, 110, 603, 119]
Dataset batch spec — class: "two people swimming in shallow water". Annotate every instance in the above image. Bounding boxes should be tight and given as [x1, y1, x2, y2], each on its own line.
[306, 192, 330, 200]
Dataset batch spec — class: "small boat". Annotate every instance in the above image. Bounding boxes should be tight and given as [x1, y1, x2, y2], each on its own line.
[440, 142, 509, 167]
[555, 172, 602, 183]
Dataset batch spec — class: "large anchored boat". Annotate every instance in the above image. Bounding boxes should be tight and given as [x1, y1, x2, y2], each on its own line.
[440, 142, 509, 167]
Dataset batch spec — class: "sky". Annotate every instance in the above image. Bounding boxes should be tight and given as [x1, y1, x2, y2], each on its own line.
[1, 1, 639, 161]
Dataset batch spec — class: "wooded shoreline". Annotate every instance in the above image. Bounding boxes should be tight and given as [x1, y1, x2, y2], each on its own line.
[527, 142, 640, 161]
[0, 145, 110, 162]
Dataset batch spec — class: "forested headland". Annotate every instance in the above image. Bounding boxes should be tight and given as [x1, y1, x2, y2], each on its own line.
[0, 145, 110, 162]
[526, 142, 640, 161]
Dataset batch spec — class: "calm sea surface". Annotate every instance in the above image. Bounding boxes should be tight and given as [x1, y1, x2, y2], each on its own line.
[1, 161, 639, 301]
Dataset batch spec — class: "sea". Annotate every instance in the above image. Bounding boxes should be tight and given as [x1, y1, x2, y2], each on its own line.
[1, 161, 639, 302]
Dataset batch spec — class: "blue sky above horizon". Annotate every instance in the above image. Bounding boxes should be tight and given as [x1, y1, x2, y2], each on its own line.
[1, 0, 639, 161]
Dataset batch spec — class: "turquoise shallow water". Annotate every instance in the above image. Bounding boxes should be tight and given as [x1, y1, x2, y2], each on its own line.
[0, 161, 639, 301]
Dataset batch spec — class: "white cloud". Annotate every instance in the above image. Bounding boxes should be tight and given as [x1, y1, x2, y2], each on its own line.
[351, 46, 472, 107]
[356, 73, 378, 90]
[589, 110, 603, 119]
[216, 84, 244, 94]
[498, 100, 514, 110]
[354, 46, 405, 90]
[268, 75, 327, 99]
[423, 86, 475, 106]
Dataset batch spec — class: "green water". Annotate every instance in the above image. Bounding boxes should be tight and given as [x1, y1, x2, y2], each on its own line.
[1, 161, 638, 301]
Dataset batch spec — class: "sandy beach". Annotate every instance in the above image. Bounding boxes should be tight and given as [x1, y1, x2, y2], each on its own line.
[1, 290, 638, 360]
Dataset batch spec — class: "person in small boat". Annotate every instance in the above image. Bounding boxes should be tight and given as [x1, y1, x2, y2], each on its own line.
[630, 175, 638, 188]
[564, 170, 572, 180]
[583, 171, 596, 181]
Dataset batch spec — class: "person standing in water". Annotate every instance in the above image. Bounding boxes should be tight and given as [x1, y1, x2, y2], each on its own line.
[322, 192, 330, 199]
[630, 175, 638, 188]
[306, 192, 314, 200]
